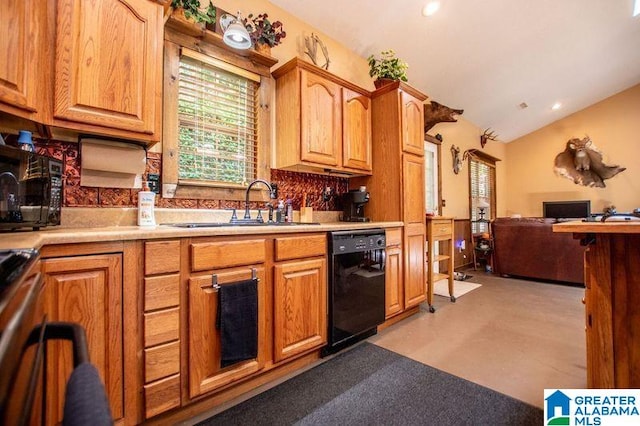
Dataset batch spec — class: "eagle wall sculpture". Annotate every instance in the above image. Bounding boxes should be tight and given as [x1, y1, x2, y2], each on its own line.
[553, 136, 625, 188]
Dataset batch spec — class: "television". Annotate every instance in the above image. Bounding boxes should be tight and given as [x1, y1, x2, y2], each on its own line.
[543, 200, 591, 219]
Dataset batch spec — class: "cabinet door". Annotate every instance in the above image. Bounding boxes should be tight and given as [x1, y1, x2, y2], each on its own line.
[401, 91, 425, 156]
[188, 267, 266, 399]
[0, 0, 44, 116]
[274, 258, 327, 362]
[404, 223, 426, 308]
[300, 70, 341, 167]
[342, 88, 372, 172]
[42, 254, 123, 425]
[385, 245, 404, 318]
[54, 0, 162, 135]
[402, 153, 426, 224]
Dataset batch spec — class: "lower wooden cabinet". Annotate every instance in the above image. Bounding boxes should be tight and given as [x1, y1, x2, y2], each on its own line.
[273, 258, 327, 362]
[404, 223, 427, 308]
[188, 267, 267, 398]
[41, 253, 123, 425]
[385, 245, 403, 318]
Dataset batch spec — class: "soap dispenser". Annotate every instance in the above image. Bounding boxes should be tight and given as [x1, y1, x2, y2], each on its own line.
[137, 182, 156, 226]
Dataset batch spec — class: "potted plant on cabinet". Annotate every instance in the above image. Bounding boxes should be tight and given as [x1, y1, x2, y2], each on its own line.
[243, 13, 286, 55]
[171, 0, 216, 28]
[367, 49, 409, 88]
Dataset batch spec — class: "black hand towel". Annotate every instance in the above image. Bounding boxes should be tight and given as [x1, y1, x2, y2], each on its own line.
[216, 278, 258, 368]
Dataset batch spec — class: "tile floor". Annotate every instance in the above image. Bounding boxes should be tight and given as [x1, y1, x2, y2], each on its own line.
[370, 270, 587, 408]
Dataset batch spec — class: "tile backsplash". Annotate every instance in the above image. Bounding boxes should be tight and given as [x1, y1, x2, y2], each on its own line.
[30, 139, 347, 211]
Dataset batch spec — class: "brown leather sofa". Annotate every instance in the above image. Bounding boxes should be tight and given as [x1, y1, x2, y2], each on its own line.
[491, 217, 585, 285]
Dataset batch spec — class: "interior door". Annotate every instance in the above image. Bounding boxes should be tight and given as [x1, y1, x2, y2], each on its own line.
[424, 141, 439, 215]
[425, 141, 440, 273]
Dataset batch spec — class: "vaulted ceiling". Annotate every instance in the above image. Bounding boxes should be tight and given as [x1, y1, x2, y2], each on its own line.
[271, 0, 640, 142]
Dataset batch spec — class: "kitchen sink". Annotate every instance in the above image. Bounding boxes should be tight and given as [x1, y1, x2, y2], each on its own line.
[163, 222, 321, 228]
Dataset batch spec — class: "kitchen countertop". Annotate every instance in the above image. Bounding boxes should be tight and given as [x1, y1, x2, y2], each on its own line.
[0, 221, 404, 250]
[553, 220, 640, 234]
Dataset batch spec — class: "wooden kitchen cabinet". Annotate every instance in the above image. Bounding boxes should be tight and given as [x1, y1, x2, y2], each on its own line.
[401, 91, 426, 155]
[188, 267, 267, 398]
[273, 58, 372, 175]
[53, 0, 163, 142]
[0, 0, 48, 120]
[273, 258, 327, 362]
[342, 88, 372, 172]
[143, 240, 181, 418]
[187, 238, 268, 400]
[352, 81, 428, 313]
[385, 228, 404, 318]
[273, 233, 327, 363]
[41, 252, 123, 425]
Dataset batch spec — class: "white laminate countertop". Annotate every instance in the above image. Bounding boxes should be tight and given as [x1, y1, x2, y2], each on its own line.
[0, 221, 404, 250]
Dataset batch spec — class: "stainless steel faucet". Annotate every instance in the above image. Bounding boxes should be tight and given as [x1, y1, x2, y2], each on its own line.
[238, 179, 278, 222]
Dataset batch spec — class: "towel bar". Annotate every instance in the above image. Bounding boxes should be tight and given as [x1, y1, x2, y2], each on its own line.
[212, 268, 258, 291]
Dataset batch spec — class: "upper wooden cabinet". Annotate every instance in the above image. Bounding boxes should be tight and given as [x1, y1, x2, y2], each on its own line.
[52, 0, 163, 142]
[0, 0, 163, 144]
[342, 88, 372, 172]
[273, 58, 372, 175]
[300, 70, 342, 167]
[401, 91, 425, 156]
[0, 0, 47, 120]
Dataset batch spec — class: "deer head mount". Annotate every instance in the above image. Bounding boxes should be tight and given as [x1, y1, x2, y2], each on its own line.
[480, 128, 498, 148]
[424, 101, 464, 133]
[553, 136, 625, 187]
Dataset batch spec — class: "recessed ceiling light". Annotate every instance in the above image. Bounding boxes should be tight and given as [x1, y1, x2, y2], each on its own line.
[551, 102, 562, 110]
[422, 1, 440, 16]
[634, 0, 640, 16]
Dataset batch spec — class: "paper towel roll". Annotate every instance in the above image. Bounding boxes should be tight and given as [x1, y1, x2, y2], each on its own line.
[80, 139, 147, 188]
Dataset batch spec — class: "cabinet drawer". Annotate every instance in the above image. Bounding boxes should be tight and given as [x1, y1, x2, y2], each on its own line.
[191, 239, 266, 271]
[386, 228, 402, 247]
[145, 341, 180, 383]
[144, 274, 179, 311]
[144, 308, 179, 347]
[144, 374, 180, 419]
[275, 234, 326, 261]
[430, 221, 452, 238]
[145, 241, 180, 275]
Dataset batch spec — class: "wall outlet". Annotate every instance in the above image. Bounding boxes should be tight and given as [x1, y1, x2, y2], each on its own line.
[460, 239, 466, 250]
[147, 173, 160, 194]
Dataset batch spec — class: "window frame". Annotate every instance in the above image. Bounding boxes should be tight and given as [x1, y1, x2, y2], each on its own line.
[468, 150, 499, 234]
[162, 24, 274, 201]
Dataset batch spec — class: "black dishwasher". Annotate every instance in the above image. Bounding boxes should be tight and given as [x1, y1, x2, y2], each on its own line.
[324, 229, 386, 356]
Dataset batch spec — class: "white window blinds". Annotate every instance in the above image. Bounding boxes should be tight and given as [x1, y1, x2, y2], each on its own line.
[470, 157, 496, 234]
[177, 49, 259, 186]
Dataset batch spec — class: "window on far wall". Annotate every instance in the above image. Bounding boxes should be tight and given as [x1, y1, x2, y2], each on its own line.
[177, 49, 259, 186]
[469, 154, 496, 234]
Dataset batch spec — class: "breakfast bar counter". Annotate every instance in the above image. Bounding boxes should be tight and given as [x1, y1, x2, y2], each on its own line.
[554, 221, 640, 388]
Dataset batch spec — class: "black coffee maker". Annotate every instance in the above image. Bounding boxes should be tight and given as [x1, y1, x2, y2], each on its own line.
[341, 189, 370, 222]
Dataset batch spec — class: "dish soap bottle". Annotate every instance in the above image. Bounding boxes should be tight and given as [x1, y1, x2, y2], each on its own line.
[137, 182, 156, 226]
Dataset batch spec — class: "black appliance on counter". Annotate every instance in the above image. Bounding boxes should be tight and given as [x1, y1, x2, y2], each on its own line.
[340, 189, 370, 222]
[0, 145, 63, 231]
[324, 229, 386, 356]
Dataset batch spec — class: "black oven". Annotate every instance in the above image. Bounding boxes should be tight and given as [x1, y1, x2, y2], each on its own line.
[324, 229, 386, 356]
[0, 145, 63, 231]
[0, 249, 45, 425]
